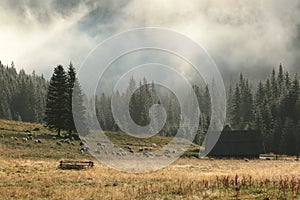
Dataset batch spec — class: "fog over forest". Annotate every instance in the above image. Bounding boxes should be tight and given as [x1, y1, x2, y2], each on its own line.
[0, 0, 300, 85]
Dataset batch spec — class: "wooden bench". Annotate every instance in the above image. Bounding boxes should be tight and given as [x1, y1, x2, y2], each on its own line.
[59, 160, 94, 170]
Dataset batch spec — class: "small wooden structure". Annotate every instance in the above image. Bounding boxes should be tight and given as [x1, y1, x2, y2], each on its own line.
[205, 130, 265, 158]
[59, 160, 94, 170]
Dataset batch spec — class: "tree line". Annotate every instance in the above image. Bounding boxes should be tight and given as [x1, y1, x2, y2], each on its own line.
[0, 61, 47, 122]
[1, 60, 300, 155]
[96, 64, 300, 155]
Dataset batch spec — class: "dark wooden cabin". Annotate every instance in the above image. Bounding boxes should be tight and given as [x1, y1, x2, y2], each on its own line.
[205, 130, 265, 158]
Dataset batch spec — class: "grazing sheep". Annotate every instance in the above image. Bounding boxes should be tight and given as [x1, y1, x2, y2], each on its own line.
[14, 137, 18, 141]
[144, 152, 150, 157]
[155, 153, 163, 157]
[26, 133, 32, 137]
[28, 136, 33, 140]
[116, 152, 122, 156]
[144, 147, 149, 151]
[140, 147, 153, 152]
[94, 149, 100, 154]
[164, 150, 171, 158]
[70, 142, 75, 146]
[151, 143, 157, 148]
[80, 146, 89, 152]
[37, 139, 42, 143]
[129, 149, 134, 154]
[56, 141, 62, 146]
[70, 137, 75, 141]
[52, 136, 56, 140]
[22, 137, 28, 142]
[80, 141, 85, 146]
[97, 143, 106, 150]
[63, 138, 70, 143]
[165, 154, 171, 158]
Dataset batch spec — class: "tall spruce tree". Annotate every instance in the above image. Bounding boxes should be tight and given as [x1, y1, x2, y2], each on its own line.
[71, 80, 88, 135]
[231, 84, 241, 129]
[66, 63, 76, 134]
[45, 65, 68, 136]
[278, 64, 284, 96]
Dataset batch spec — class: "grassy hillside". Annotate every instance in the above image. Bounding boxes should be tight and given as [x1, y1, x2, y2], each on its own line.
[1, 120, 300, 199]
[0, 120, 88, 161]
[0, 119, 200, 160]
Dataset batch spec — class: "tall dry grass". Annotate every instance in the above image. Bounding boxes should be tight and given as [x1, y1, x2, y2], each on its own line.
[1, 158, 300, 199]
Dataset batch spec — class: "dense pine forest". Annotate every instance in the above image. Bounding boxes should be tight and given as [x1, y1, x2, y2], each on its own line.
[95, 64, 300, 155]
[1, 61, 300, 155]
[0, 61, 48, 122]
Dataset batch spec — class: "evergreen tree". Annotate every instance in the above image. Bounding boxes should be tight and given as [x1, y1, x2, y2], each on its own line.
[271, 68, 278, 99]
[261, 99, 274, 152]
[226, 85, 233, 125]
[241, 79, 254, 128]
[66, 63, 76, 134]
[278, 64, 284, 96]
[255, 81, 265, 106]
[285, 71, 291, 92]
[45, 65, 68, 136]
[231, 84, 241, 129]
[71, 80, 88, 135]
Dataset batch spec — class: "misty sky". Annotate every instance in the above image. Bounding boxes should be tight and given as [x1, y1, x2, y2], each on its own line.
[1, 0, 300, 84]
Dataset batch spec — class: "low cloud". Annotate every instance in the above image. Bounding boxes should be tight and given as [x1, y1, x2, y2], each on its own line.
[0, 0, 299, 82]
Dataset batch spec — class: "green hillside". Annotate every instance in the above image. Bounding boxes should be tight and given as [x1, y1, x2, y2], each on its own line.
[0, 119, 201, 161]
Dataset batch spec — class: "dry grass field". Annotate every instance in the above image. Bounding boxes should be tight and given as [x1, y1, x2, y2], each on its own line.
[1, 119, 300, 199]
